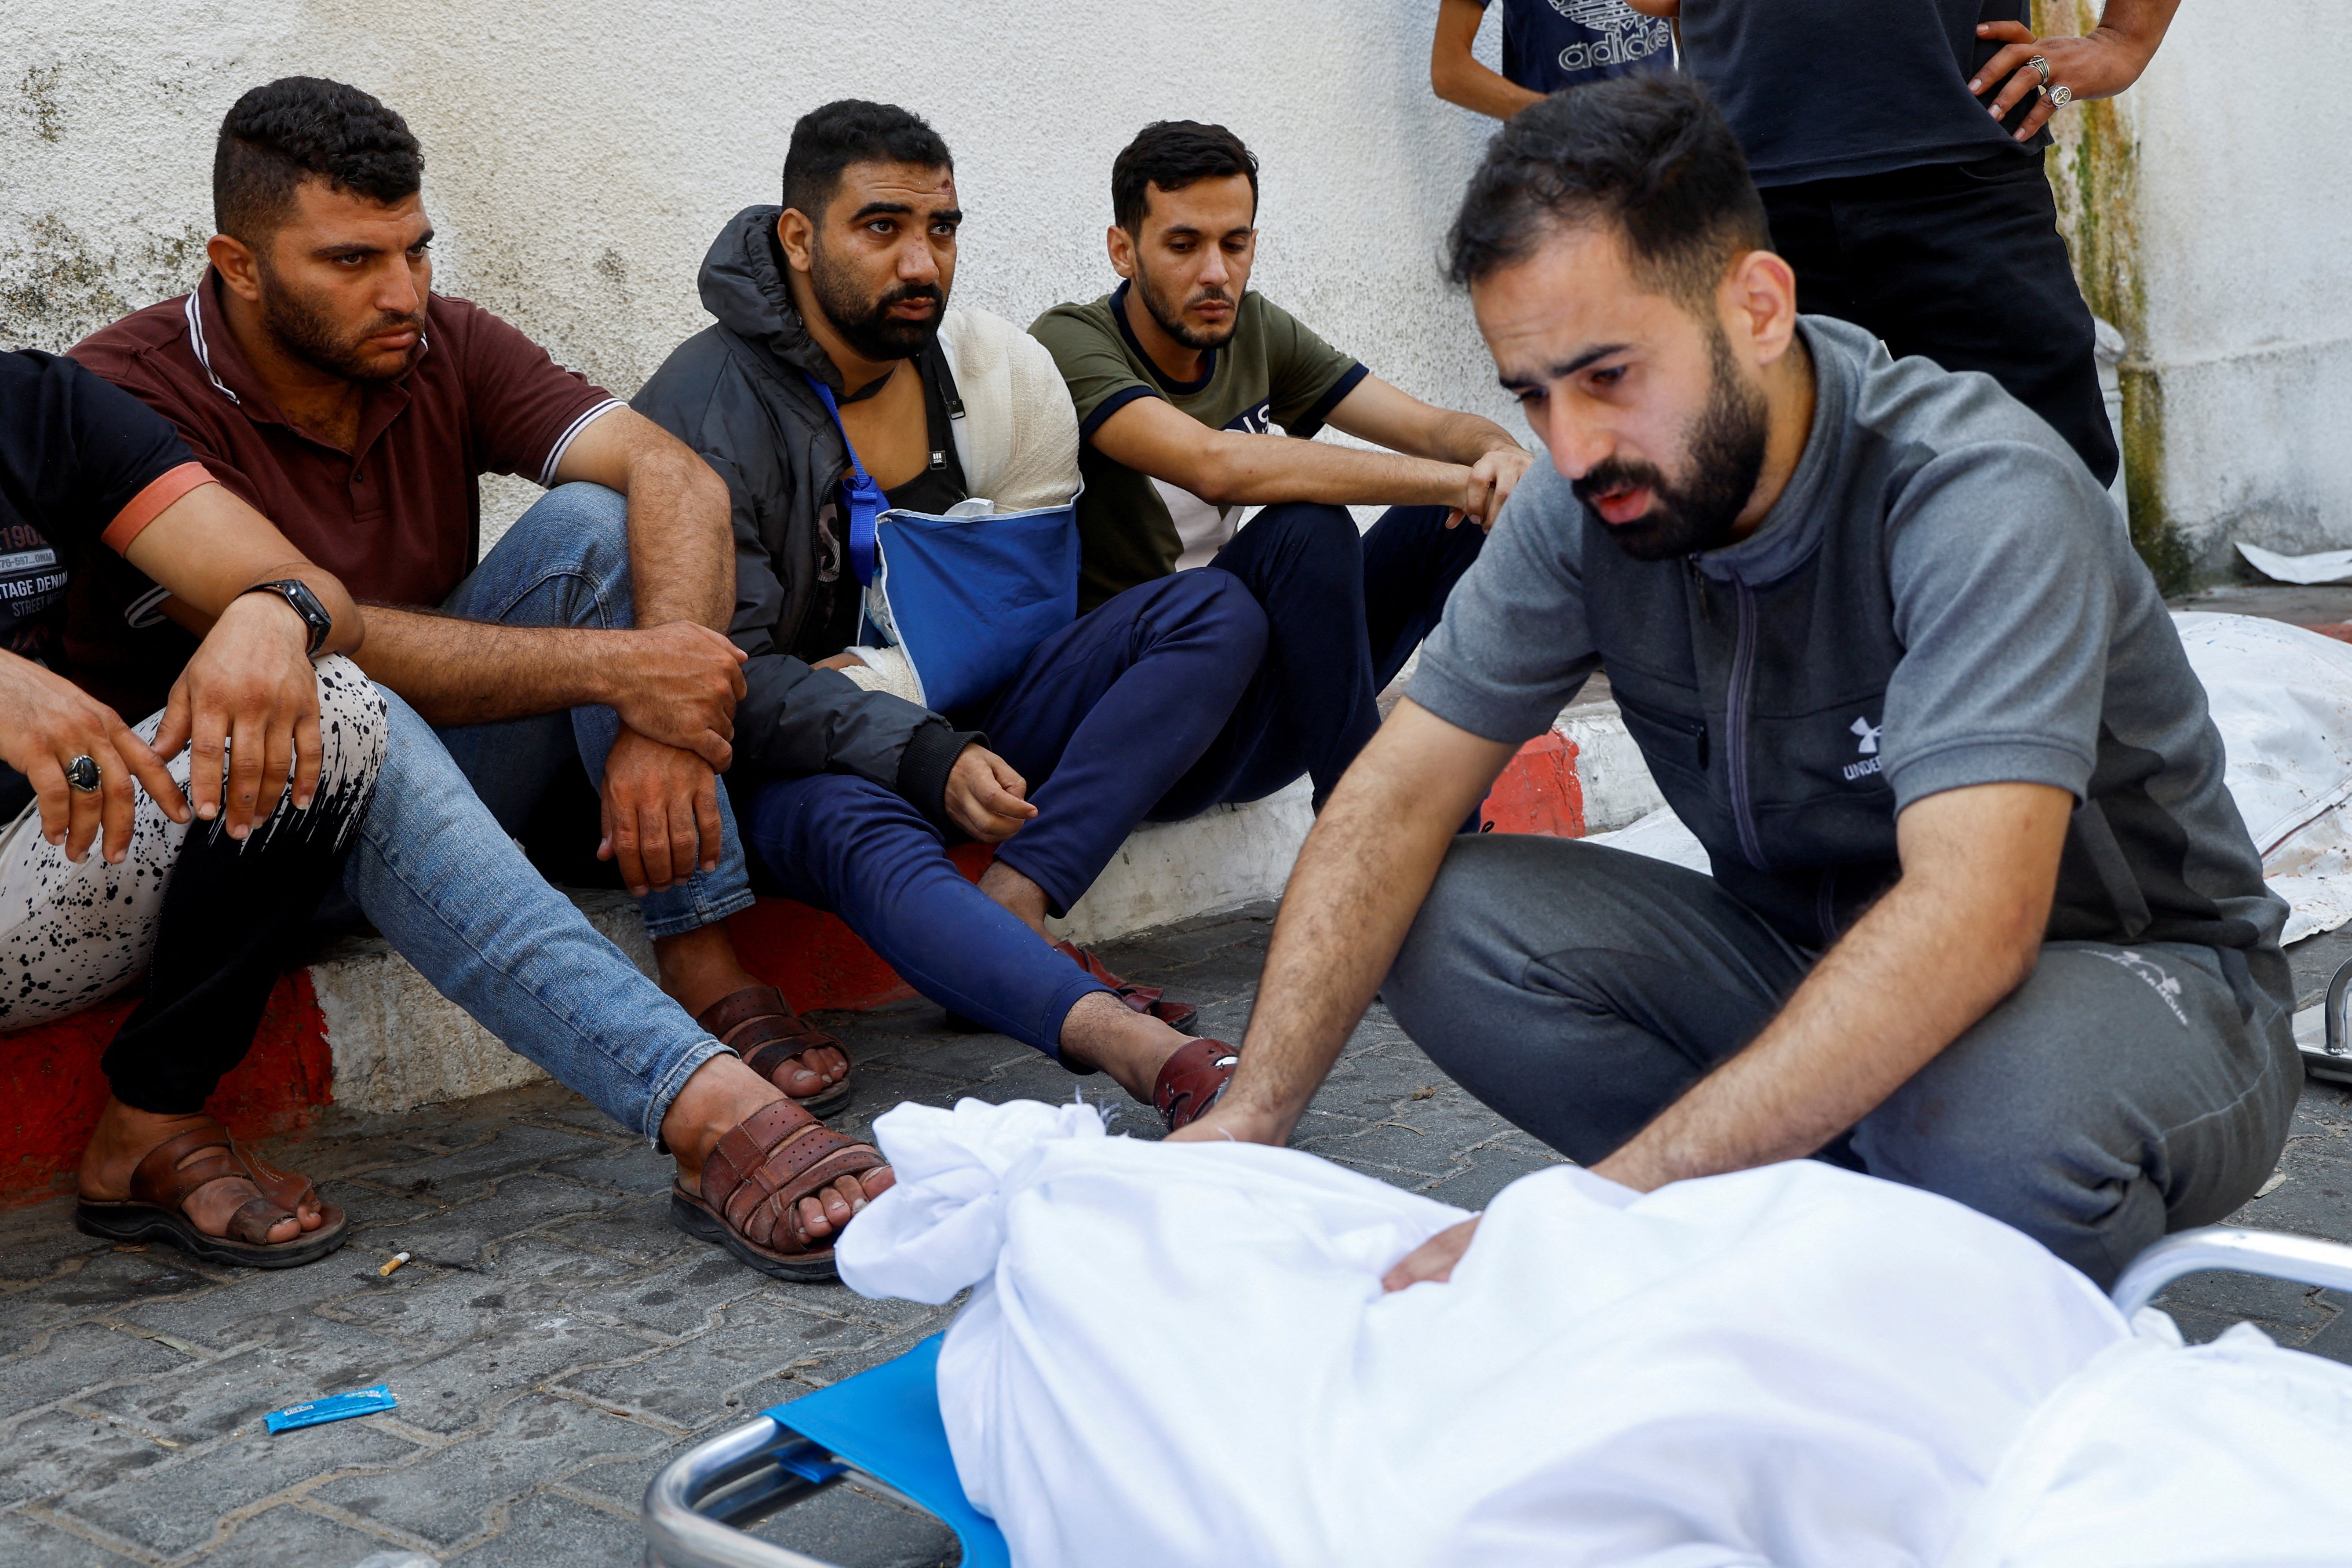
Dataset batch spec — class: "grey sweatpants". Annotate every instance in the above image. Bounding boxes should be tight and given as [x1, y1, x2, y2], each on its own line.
[1384, 835, 2301, 1286]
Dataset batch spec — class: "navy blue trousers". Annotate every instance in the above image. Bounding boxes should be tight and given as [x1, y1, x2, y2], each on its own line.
[1184, 501, 1484, 810]
[737, 503, 1478, 1055]
[739, 568, 1264, 1057]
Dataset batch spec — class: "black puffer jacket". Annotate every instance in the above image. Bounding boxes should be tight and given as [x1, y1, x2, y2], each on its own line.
[632, 206, 973, 823]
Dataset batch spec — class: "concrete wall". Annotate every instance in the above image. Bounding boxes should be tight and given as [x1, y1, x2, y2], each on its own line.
[2039, 0, 2352, 589]
[2, 0, 1524, 545]
[13, 4, 2339, 592]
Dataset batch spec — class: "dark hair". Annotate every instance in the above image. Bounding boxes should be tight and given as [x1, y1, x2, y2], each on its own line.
[781, 101, 954, 222]
[1111, 121, 1258, 233]
[1446, 76, 1769, 309]
[214, 77, 423, 243]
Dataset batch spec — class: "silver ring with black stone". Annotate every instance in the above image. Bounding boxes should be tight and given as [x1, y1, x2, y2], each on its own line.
[65, 754, 101, 794]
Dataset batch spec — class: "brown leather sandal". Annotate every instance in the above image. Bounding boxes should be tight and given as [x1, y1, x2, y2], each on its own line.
[74, 1120, 349, 1269]
[696, 985, 854, 1119]
[1153, 1038, 1241, 1134]
[1053, 940, 1200, 1035]
[668, 1099, 891, 1282]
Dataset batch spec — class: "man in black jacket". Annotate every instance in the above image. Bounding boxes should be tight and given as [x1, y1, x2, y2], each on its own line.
[634, 101, 1266, 1132]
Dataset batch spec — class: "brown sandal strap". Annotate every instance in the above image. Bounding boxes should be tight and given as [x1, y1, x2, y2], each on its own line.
[1154, 1038, 1242, 1133]
[698, 985, 802, 1046]
[230, 1138, 318, 1216]
[130, 1124, 249, 1212]
[225, 1194, 295, 1246]
[701, 1101, 888, 1255]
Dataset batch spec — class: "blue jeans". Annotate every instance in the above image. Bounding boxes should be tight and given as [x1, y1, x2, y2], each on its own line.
[432, 483, 756, 938]
[339, 483, 747, 1141]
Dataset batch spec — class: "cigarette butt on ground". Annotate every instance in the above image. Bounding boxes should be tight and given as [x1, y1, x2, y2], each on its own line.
[379, 1251, 412, 1277]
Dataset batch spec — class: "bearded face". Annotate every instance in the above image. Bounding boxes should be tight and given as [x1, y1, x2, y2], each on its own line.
[256, 252, 427, 383]
[1572, 322, 1769, 562]
[807, 229, 948, 363]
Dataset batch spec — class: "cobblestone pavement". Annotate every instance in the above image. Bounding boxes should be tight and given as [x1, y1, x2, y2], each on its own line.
[4, 903, 2349, 1568]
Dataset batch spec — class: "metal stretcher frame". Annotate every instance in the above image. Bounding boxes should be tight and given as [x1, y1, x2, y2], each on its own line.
[643, 1225, 2352, 1568]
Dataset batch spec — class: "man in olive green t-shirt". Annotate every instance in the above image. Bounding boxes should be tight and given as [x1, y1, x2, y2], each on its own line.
[1032, 120, 1532, 809]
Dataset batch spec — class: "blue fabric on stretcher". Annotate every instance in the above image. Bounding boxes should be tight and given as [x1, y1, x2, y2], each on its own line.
[760, 1334, 1009, 1568]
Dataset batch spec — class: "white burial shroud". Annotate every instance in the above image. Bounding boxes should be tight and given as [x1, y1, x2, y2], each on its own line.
[837, 1097, 2274, 1568]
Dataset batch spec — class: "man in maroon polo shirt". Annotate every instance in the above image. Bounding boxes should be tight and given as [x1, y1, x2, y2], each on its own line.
[74, 77, 893, 1282]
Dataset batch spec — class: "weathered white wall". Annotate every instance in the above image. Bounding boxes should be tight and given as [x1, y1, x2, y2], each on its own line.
[15, 5, 2337, 588]
[3, 0, 1522, 543]
[2039, 0, 2351, 585]
[2121, 0, 2352, 573]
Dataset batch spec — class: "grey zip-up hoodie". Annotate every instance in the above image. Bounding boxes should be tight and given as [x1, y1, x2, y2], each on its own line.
[632, 206, 974, 824]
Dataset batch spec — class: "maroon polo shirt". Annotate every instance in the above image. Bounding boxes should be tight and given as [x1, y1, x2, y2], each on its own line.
[70, 271, 620, 707]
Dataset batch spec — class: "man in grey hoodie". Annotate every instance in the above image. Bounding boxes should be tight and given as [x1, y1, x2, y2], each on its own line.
[634, 102, 1271, 1138]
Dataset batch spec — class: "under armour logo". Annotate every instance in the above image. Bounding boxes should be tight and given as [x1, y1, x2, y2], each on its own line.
[1850, 717, 1882, 755]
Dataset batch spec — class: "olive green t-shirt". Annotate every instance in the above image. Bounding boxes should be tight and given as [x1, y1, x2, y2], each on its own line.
[1030, 282, 1366, 610]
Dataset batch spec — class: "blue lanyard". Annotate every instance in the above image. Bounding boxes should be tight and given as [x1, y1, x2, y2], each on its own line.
[803, 373, 884, 587]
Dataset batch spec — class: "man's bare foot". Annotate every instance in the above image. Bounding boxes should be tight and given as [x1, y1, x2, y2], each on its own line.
[977, 859, 1051, 940]
[77, 1099, 317, 1246]
[1057, 991, 1193, 1103]
[662, 1055, 891, 1242]
[655, 924, 850, 1094]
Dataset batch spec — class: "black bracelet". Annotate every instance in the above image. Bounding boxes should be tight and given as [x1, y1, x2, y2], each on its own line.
[239, 579, 333, 656]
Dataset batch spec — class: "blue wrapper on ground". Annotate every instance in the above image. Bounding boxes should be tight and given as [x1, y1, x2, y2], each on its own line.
[264, 1385, 397, 1433]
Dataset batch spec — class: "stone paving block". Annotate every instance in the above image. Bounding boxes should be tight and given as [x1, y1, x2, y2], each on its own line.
[869, 1034, 1043, 1088]
[327, 1235, 636, 1349]
[541, 1192, 701, 1267]
[0, 1322, 192, 1422]
[754, 1281, 955, 1335]
[0, 1244, 235, 1340]
[543, 1141, 672, 1196]
[366, 1313, 650, 1437]
[315, 1397, 666, 1548]
[440, 1485, 649, 1568]
[0, 1408, 170, 1507]
[319, 1181, 448, 1240]
[119, 1253, 412, 1349]
[558, 1443, 679, 1513]
[561, 1245, 770, 1338]
[556, 1296, 879, 1430]
[1420, 1143, 1572, 1212]
[336, 1175, 629, 1277]
[1297, 1122, 1466, 1184]
[77, 1320, 420, 1447]
[350, 1123, 621, 1199]
[0, 1206, 115, 1289]
[737, 1478, 962, 1568]
[249, 1130, 444, 1188]
[203, 1503, 420, 1568]
[0, 1508, 144, 1567]
[2153, 1270, 2330, 1340]
[63, 1416, 423, 1557]
[2294, 1293, 2352, 1363]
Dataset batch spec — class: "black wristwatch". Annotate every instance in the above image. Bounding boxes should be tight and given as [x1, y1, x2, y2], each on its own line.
[240, 578, 333, 656]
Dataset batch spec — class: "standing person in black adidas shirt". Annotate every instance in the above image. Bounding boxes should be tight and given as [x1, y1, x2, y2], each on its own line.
[0, 347, 385, 1269]
[1432, 0, 1677, 122]
[1624, 0, 2182, 487]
